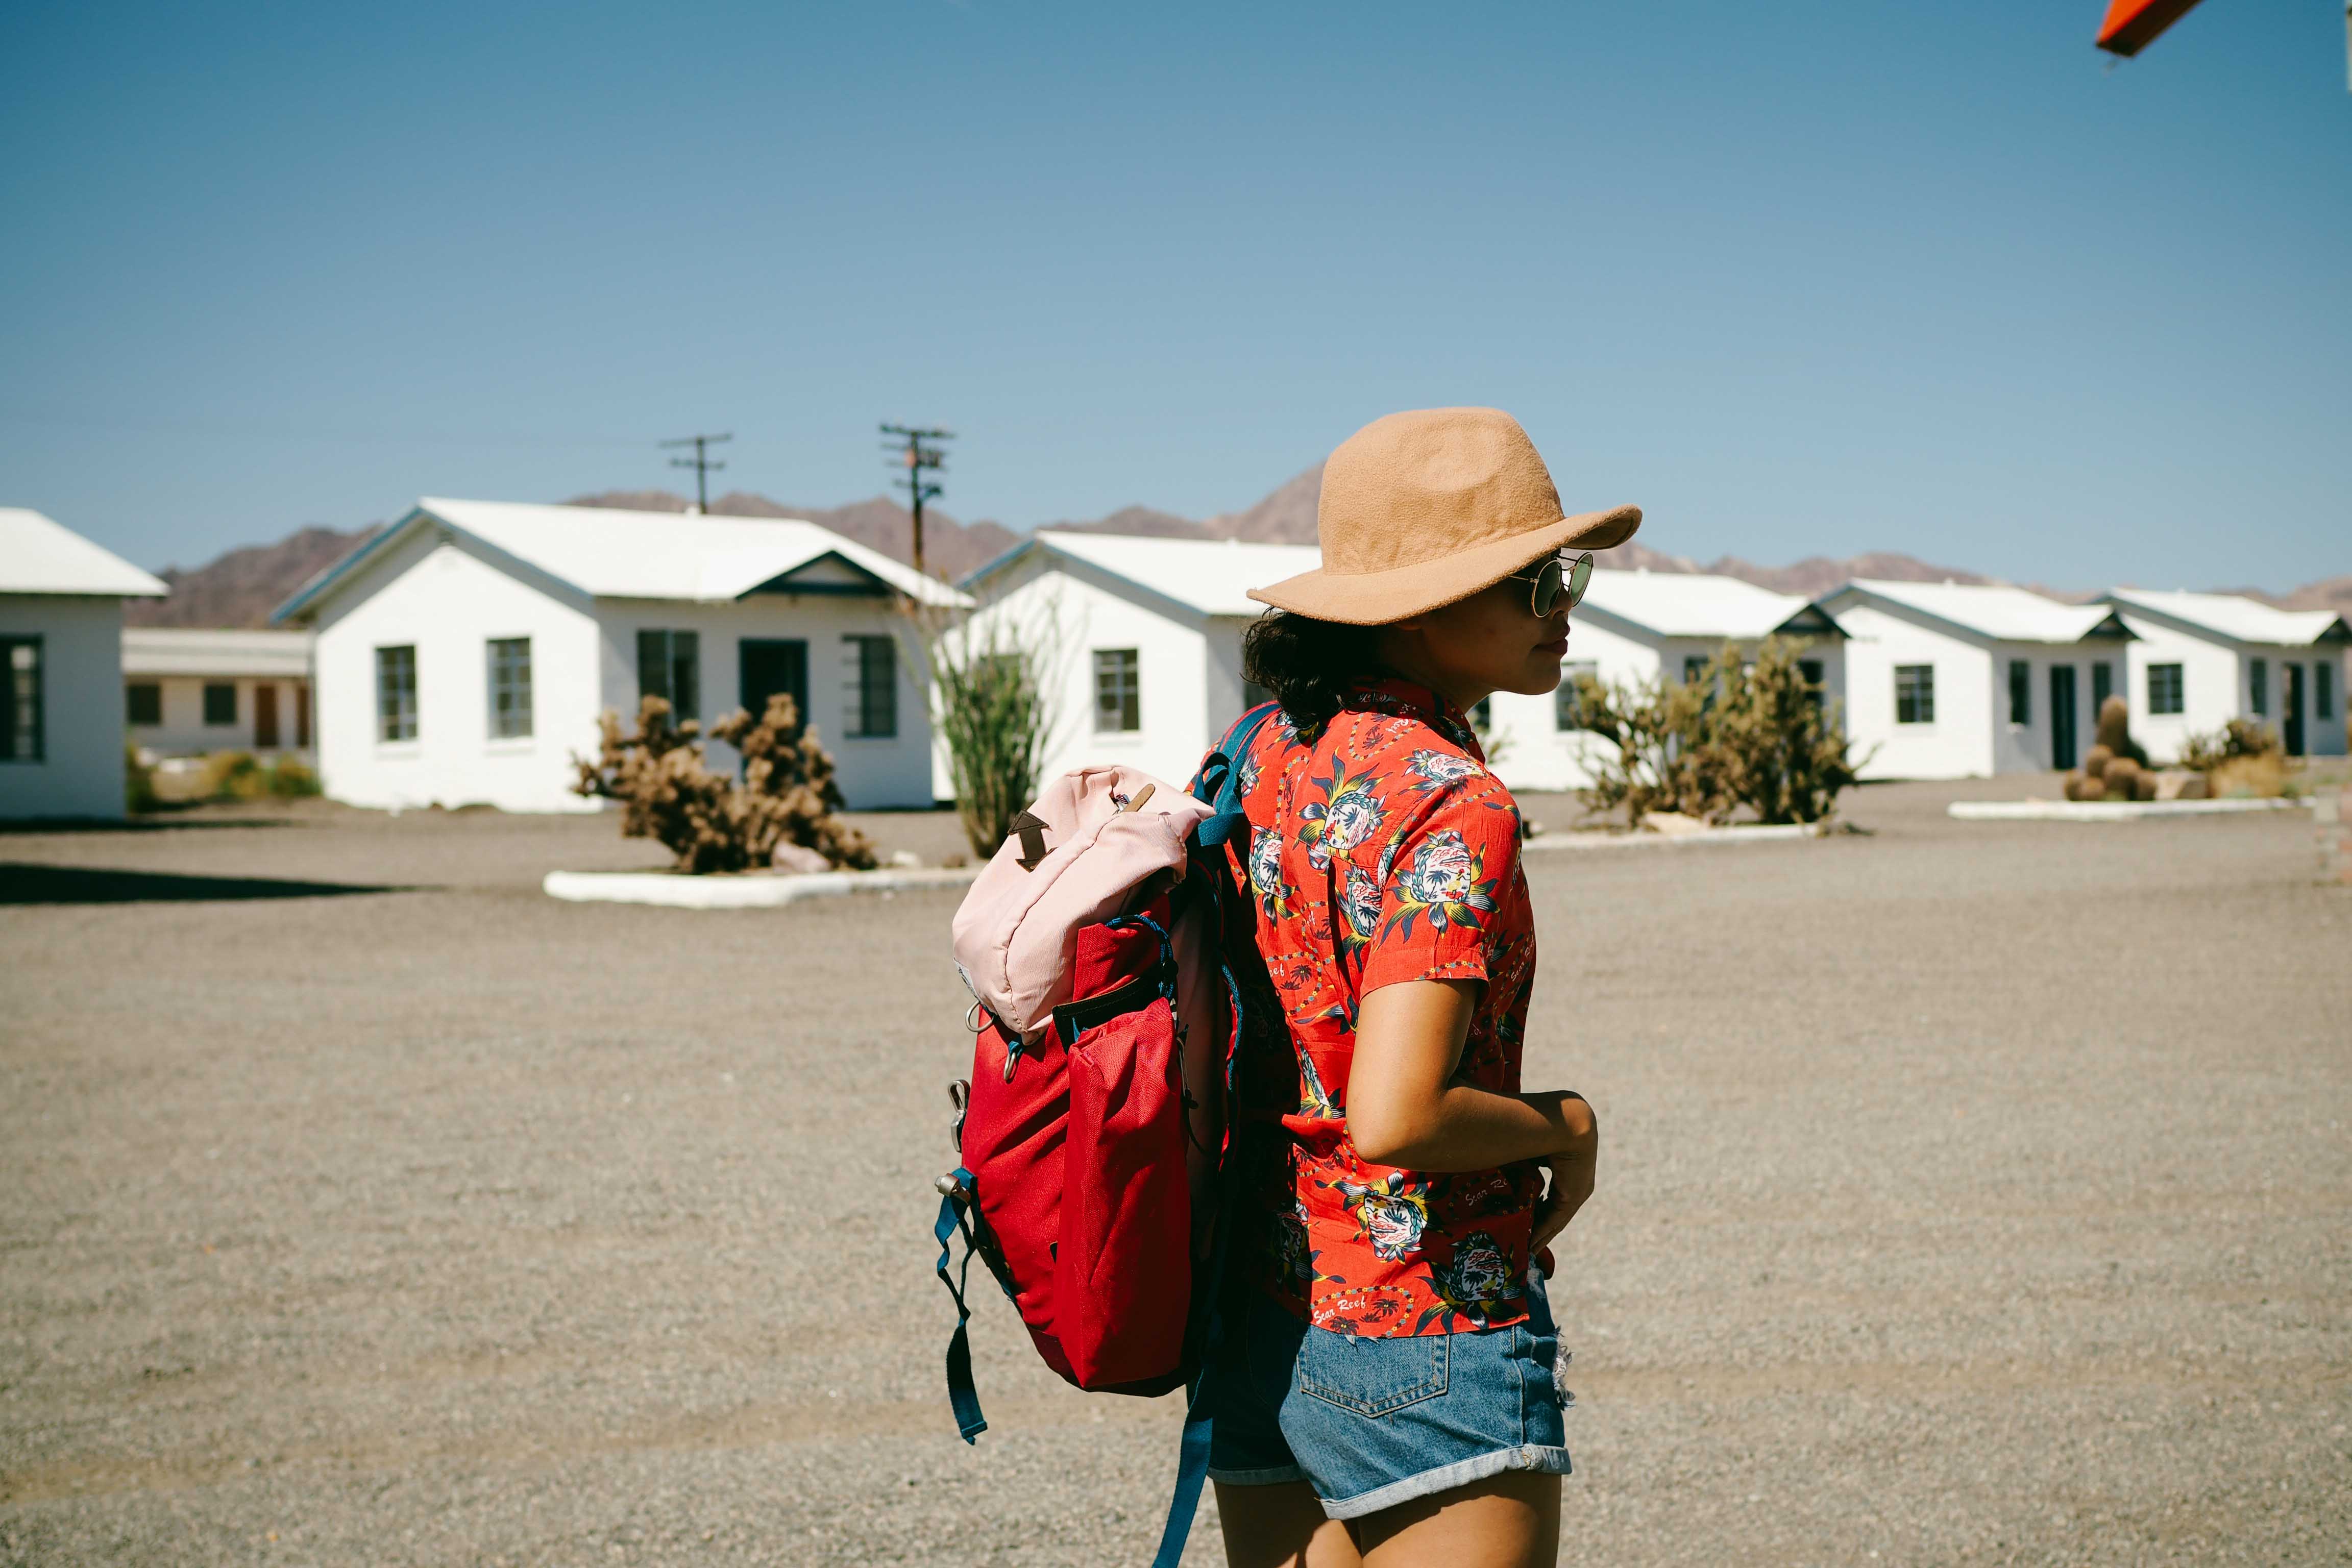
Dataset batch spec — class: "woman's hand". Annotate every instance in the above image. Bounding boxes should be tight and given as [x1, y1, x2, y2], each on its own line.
[1529, 1099, 1597, 1256]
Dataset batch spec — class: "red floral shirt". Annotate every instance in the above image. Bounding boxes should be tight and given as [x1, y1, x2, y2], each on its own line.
[1223, 678, 1540, 1338]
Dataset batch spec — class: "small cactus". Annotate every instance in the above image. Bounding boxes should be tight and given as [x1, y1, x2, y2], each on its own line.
[2076, 774, 2107, 802]
[2082, 744, 2114, 778]
[2094, 696, 2148, 767]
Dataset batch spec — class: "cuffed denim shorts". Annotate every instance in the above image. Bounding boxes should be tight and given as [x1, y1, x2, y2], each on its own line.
[1205, 1272, 1572, 1521]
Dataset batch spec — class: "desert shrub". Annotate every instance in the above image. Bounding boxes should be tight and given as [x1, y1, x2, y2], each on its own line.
[1569, 660, 1736, 824]
[125, 744, 158, 814]
[265, 756, 322, 798]
[570, 693, 877, 873]
[1574, 639, 1865, 828]
[919, 606, 1060, 861]
[200, 750, 266, 801]
[2176, 718, 2281, 774]
[2208, 752, 2292, 799]
[1708, 639, 1867, 824]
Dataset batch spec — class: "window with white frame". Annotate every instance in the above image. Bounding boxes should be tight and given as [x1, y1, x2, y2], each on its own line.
[844, 635, 897, 738]
[1895, 664, 1934, 725]
[376, 645, 417, 742]
[2249, 657, 2268, 716]
[2147, 663, 2184, 716]
[1093, 649, 1140, 732]
[1799, 658, 1826, 710]
[2318, 659, 2336, 721]
[2, 638, 42, 762]
[487, 637, 532, 739]
[1555, 661, 1598, 730]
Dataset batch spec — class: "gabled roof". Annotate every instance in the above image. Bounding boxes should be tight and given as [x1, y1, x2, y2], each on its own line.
[2102, 587, 2350, 648]
[1579, 568, 1840, 642]
[274, 498, 969, 622]
[0, 508, 167, 597]
[963, 531, 1322, 618]
[121, 628, 313, 679]
[1825, 578, 2130, 644]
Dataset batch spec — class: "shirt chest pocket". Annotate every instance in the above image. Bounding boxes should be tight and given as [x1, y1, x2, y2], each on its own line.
[1297, 1329, 1450, 1417]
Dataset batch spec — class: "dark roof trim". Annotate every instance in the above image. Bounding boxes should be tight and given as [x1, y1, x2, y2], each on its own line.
[743, 550, 895, 598]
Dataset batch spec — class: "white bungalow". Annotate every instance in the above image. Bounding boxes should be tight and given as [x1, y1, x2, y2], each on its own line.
[1818, 579, 2137, 778]
[1479, 568, 1847, 793]
[2099, 589, 2349, 762]
[958, 537, 1846, 799]
[957, 531, 1319, 789]
[122, 628, 315, 759]
[274, 498, 967, 813]
[1, 507, 167, 820]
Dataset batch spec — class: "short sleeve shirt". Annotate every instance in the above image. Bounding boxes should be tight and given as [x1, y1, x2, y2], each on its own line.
[1223, 678, 1541, 1338]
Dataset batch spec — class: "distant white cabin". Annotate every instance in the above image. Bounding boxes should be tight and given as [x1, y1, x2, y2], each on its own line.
[2100, 589, 2349, 762]
[1479, 568, 1847, 794]
[1818, 579, 2137, 778]
[0, 507, 167, 820]
[957, 537, 1846, 801]
[274, 499, 968, 814]
[122, 628, 315, 758]
[957, 531, 1320, 790]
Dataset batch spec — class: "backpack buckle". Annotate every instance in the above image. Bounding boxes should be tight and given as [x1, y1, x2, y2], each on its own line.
[947, 1079, 970, 1154]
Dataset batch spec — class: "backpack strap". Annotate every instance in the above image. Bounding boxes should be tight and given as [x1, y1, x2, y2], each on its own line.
[1189, 701, 1282, 849]
[932, 1167, 988, 1444]
[1147, 945, 1253, 1568]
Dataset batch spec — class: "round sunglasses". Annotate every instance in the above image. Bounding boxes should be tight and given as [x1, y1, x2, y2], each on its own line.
[1510, 550, 1595, 618]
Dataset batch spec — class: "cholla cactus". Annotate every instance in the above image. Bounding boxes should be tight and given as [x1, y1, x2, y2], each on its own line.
[572, 693, 877, 874]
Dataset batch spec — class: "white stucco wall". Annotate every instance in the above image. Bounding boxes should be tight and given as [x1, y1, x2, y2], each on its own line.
[126, 675, 313, 758]
[311, 531, 607, 813]
[2114, 617, 2243, 765]
[593, 595, 941, 810]
[0, 594, 129, 820]
[959, 554, 1218, 793]
[1835, 604, 1998, 779]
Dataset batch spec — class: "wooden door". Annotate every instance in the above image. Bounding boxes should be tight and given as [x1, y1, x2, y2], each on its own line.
[253, 682, 279, 748]
[2049, 664, 2077, 770]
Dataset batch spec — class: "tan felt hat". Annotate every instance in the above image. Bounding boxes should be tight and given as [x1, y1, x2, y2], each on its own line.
[1247, 407, 1641, 626]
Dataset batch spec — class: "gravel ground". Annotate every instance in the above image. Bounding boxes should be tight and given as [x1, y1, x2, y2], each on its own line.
[2, 781, 2346, 1567]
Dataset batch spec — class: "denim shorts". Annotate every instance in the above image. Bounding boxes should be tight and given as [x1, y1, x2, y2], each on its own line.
[1205, 1273, 1572, 1520]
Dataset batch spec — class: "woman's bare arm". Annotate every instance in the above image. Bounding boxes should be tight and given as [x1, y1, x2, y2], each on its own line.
[1347, 978, 1595, 1171]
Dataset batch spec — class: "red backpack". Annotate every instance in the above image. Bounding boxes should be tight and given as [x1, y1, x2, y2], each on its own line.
[931, 705, 1281, 1567]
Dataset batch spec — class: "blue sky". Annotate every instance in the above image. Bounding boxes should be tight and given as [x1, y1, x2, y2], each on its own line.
[3, 2, 2346, 589]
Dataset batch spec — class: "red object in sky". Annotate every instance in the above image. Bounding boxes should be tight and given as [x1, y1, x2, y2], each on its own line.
[2097, 0, 2209, 57]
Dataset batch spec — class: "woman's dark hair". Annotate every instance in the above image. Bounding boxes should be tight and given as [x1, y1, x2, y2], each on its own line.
[1241, 611, 1379, 734]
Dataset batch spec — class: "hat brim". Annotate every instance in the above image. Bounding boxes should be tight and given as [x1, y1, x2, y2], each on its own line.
[1245, 505, 1641, 626]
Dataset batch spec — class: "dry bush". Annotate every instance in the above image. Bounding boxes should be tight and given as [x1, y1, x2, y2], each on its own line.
[1573, 638, 1865, 827]
[571, 693, 876, 873]
[200, 750, 266, 801]
[2177, 718, 2281, 774]
[2209, 752, 2291, 799]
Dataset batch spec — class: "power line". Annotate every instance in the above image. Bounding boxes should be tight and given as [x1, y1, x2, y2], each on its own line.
[880, 423, 952, 575]
[659, 432, 732, 513]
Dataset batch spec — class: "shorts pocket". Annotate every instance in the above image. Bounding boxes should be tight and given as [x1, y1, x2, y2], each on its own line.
[1296, 1328, 1449, 1417]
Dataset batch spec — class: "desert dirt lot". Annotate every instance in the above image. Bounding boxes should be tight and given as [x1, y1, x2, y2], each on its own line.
[3, 782, 2348, 1567]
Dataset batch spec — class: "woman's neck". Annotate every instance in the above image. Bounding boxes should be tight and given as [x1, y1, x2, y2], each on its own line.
[1370, 630, 1490, 716]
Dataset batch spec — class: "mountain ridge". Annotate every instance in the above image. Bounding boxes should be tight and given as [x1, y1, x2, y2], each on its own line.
[121, 478, 2350, 630]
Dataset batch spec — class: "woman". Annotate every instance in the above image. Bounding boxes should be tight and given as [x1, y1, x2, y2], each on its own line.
[1207, 408, 1639, 1568]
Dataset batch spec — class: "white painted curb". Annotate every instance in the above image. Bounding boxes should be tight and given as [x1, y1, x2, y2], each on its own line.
[1523, 823, 1825, 852]
[1947, 797, 2309, 822]
[544, 866, 981, 908]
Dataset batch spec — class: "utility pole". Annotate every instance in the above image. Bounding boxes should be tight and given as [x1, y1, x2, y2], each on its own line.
[660, 432, 732, 513]
[880, 424, 952, 575]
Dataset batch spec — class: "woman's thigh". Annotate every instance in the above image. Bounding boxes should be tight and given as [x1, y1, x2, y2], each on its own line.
[1355, 1470, 1559, 1568]
[1214, 1480, 1363, 1568]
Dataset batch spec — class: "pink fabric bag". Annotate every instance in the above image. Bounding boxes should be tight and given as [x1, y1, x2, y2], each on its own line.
[950, 765, 1213, 1039]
